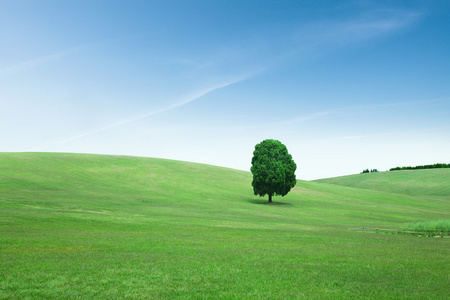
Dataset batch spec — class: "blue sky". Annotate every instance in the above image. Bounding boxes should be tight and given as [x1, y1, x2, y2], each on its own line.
[1, 0, 449, 180]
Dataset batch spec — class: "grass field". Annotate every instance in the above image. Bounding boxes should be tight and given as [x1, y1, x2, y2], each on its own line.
[1, 153, 449, 299]
[315, 168, 450, 197]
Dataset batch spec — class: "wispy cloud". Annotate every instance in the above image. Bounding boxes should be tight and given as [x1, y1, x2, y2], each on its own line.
[339, 98, 445, 112]
[0, 52, 69, 74]
[319, 127, 442, 144]
[332, 10, 422, 40]
[287, 8, 422, 58]
[37, 74, 254, 150]
[277, 98, 443, 127]
[0, 39, 120, 75]
[257, 110, 336, 129]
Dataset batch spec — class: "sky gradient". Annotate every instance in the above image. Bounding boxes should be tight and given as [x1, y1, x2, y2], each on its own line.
[1, 0, 449, 180]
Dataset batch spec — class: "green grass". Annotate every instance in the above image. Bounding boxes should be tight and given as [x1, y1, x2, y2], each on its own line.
[1, 153, 449, 299]
[315, 168, 450, 197]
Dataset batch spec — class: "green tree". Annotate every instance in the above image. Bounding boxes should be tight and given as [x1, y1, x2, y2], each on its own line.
[251, 139, 297, 203]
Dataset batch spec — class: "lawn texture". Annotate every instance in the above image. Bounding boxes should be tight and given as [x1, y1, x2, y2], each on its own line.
[1, 153, 449, 299]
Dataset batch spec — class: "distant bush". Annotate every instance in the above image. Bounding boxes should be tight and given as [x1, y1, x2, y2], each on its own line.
[389, 163, 450, 171]
[361, 169, 379, 174]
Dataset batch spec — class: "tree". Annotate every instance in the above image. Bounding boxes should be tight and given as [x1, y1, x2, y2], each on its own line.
[251, 139, 297, 203]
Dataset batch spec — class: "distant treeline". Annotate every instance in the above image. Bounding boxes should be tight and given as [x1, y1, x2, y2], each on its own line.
[361, 169, 379, 174]
[389, 163, 450, 171]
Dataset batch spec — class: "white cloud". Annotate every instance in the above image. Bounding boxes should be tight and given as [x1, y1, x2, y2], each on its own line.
[0, 52, 67, 74]
[37, 73, 255, 151]
[335, 10, 421, 38]
[290, 8, 422, 54]
[0, 39, 120, 75]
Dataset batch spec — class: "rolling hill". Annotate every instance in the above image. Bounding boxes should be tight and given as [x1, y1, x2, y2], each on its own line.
[315, 168, 450, 197]
[1, 153, 449, 298]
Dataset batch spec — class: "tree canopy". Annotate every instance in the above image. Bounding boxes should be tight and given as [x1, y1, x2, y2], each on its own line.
[251, 139, 297, 203]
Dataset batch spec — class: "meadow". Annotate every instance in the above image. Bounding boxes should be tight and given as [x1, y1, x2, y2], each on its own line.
[0, 153, 449, 299]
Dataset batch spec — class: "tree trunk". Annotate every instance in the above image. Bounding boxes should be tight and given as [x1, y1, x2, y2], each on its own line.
[268, 194, 272, 203]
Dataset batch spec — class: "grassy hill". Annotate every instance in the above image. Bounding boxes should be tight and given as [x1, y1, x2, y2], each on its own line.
[1, 153, 449, 298]
[315, 169, 450, 197]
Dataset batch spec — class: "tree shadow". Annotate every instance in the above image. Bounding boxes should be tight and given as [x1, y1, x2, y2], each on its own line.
[247, 199, 293, 206]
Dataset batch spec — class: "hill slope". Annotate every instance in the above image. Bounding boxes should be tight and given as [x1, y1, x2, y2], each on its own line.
[1, 152, 447, 228]
[1, 153, 449, 299]
[315, 169, 450, 197]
